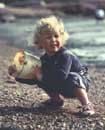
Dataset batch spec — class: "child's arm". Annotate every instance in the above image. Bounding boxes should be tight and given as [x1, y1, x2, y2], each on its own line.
[15, 77, 40, 85]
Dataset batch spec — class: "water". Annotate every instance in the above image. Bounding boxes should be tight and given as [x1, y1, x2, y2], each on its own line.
[0, 16, 105, 65]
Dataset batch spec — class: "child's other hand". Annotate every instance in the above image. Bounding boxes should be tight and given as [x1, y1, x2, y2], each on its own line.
[8, 65, 17, 76]
[34, 65, 42, 81]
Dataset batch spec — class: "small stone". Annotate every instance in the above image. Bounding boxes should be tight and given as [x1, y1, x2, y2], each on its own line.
[37, 125, 41, 128]
[29, 125, 33, 129]
[98, 121, 104, 127]
[0, 116, 2, 121]
[12, 116, 17, 121]
[23, 125, 27, 129]
[90, 123, 95, 127]
[63, 122, 66, 127]
[102, 117, 105, 120]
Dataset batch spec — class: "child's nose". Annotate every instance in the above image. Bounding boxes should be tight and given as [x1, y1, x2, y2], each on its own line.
[51, 37, 56, 42]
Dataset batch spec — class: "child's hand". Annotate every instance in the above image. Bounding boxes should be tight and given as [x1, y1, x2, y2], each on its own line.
[33, 65, 42, 81]
[8, 65, 17, 76]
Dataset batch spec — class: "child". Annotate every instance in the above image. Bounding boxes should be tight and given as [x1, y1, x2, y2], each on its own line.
[9, 16, 95, 116]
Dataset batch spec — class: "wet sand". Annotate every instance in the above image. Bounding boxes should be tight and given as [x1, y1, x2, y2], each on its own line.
[0, 43, 105, 130]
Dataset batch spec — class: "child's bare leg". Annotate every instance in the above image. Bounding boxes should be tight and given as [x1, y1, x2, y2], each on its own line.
[74, 88, 90, 105]
[74, 87, 95, 115]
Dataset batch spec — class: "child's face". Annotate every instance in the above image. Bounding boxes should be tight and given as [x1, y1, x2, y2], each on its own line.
[38, 29, 62, 55]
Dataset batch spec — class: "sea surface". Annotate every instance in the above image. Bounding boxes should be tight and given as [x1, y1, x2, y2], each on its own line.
[0, 16, 105, 65]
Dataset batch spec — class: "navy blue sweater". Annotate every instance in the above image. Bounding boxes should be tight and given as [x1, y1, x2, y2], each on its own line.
[41, 47, 85, 89]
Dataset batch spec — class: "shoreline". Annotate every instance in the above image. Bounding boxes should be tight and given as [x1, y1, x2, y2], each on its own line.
[0, 40, 105, 67]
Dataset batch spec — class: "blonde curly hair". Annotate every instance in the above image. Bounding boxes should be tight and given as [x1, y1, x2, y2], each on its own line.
[33, 16, 69, 48]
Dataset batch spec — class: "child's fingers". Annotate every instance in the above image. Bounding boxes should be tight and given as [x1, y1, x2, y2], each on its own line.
[33, 65, 42, 80]
[8, 65, 17, 75]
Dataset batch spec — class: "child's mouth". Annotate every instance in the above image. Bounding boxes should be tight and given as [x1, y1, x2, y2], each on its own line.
[54, 42, 60, 48]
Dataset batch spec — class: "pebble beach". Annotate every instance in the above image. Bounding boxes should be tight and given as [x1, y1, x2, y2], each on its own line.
[0, 42, 105, 130]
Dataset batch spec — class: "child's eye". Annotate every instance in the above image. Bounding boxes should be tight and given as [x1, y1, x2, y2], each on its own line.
[54, 34, 59, 38]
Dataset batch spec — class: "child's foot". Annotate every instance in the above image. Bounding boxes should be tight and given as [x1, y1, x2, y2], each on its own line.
[41, 98, 64, 108]
[81, 102, 95, 116]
